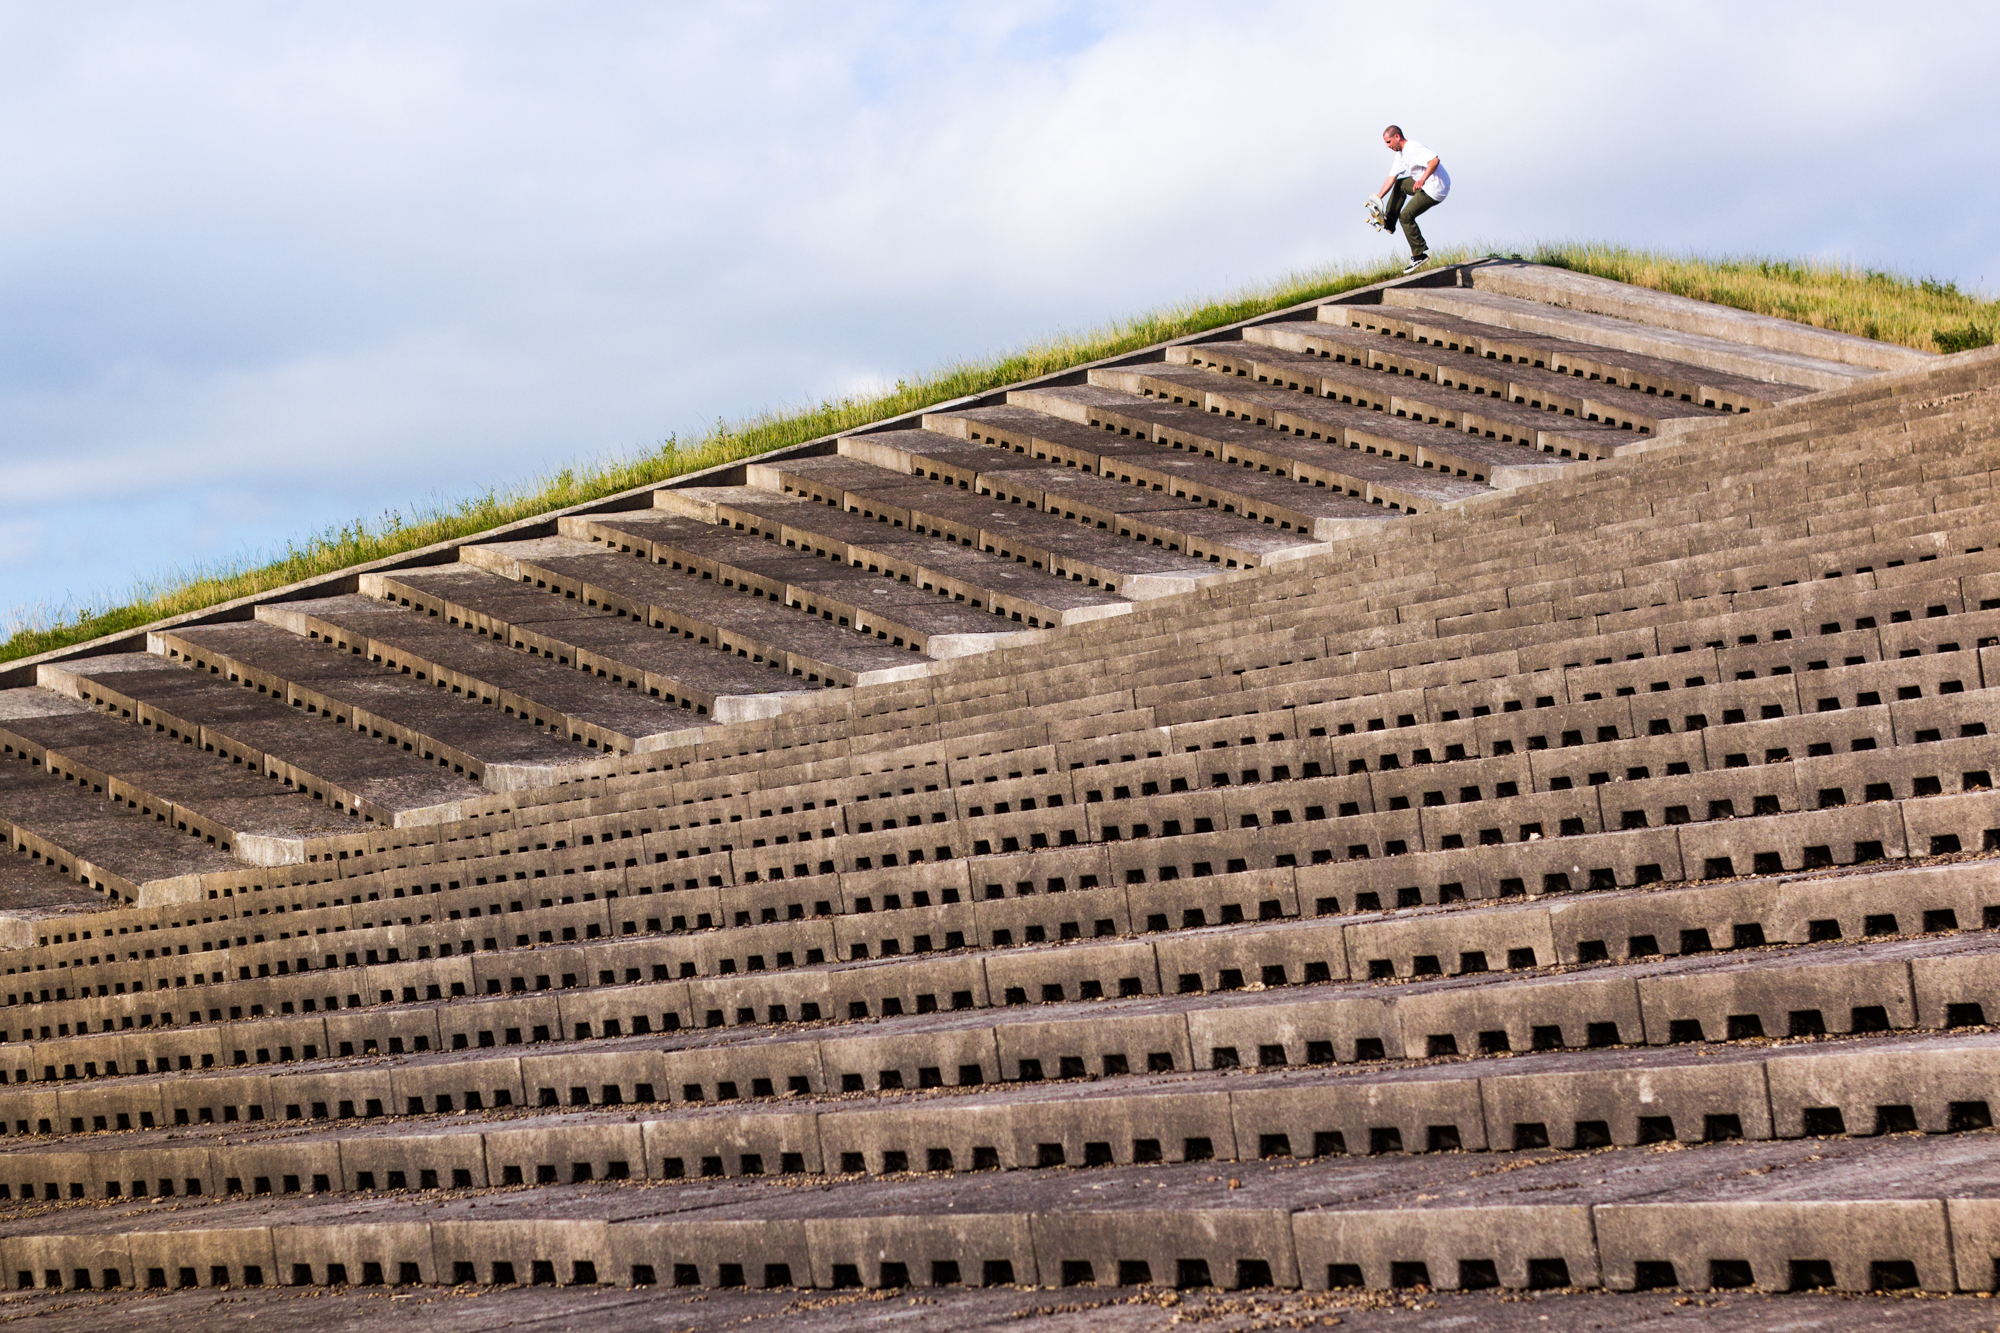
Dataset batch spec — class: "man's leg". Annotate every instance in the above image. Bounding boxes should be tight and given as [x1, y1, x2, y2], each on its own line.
[1398, 188, 1438, 257]
[1381, 179, 1408, 233]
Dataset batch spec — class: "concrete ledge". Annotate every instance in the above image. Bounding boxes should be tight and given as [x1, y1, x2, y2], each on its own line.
[1294, 1203, 1597, 1291]
[1594, 1199, 1952, 1293]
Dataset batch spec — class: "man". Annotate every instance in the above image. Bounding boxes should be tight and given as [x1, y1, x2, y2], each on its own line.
[1374, 125, 1449, 272]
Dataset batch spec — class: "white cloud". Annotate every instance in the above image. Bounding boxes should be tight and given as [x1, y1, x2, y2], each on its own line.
[0, 0, 1992, 615]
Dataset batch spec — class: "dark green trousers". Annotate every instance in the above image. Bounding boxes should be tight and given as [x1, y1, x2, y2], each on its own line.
[1386, 178, 1440, 257]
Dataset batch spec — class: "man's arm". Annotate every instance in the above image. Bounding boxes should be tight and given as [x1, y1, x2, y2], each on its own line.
[1376, 172, 1398, 199]
[1411, 156, 1441, 191]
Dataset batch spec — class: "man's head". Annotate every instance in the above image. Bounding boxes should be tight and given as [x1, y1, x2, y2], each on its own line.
[1383, 125, 1405, 150]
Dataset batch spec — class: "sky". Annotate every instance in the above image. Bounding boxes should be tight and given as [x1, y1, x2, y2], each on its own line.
[1, 1, 1995, 627]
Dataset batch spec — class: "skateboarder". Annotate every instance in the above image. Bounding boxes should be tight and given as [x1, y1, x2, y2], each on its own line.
[1370, 125, 1449, 272]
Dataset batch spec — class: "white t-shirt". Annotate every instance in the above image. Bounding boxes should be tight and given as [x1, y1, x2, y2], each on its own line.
[1391, 138, 1450, 200]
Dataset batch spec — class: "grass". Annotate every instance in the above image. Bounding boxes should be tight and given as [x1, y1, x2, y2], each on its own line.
[5, 241, 1994, 666]
[1525, 241, 1999, 353]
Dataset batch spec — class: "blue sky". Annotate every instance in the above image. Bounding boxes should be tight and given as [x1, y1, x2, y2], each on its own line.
[1, 1, 1994, 627]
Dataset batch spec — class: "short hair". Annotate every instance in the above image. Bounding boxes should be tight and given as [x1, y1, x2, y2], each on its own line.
[1383, 124, 1403, 138]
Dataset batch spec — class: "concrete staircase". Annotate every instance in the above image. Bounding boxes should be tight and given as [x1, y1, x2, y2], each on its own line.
[6, 260, 2000, 1317]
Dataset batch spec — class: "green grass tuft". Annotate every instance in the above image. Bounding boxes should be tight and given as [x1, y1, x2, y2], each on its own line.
[1934, 323, 1994, 354]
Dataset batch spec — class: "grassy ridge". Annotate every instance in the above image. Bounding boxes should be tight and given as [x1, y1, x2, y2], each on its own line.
[5, 243, 1994, 666]
[0, 253, 1415, 664]
[1531, 242, 1998, 352]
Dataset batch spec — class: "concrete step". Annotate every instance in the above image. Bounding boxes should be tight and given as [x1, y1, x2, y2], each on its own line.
[0, 267, 1983, 1321]
[753, 452, 1268, 583]
[1097, 359, 1547, 493]
[9, 819, 1999, 1099]
[0, 687, 355, 868]
[0, 855, 113, 948]
[915, 411, 1341, 568]
[10, 1025, 2000, 1215]
[1167, 341, 1636, 462]
[152, 620, 605, 791]
[0, 1093, 1990, 1293]
[0, 737, 243, 906]
[1467, 260, 1935, 374]
[253, 597, 711, 757]
[1243, 317, 1731, 436]
[458, 537, 935, 688]
[1382, 287, 1866, 392]
[641, 482, 1134, 621]
[1332, 303, 1808, 412]
[39, 654, 484, 830]
[836, 426, 1342, 567]
[1008, 386, 1418, 533]
[358, 565, 828, 727]
[556, 509, 1087, 647]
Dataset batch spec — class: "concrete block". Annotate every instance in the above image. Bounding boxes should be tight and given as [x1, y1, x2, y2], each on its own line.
[1029, 1209, 1297, 1289]
[825, 954, 987, 1019]
[54, 1081, 166, 1134]
[1767, 1037, 2000, 1137]
[1187, 993, 1403, 1067]
[0, 1085, 64, 1135]
[1775, 861, 2000, 944]
[388, 1055, 527, 1114]
[1548, 882, 1779, 964]
[484, 1121, 643, 1187]
[216, 1136, 344, 1197]
[271, 1223, 439, 1287]
[804, 1213, 1038, 1288]
[1637, 954, 1917, 1045]
[323, 1004, 442, 1059]
[1014, 1089, 1236, 1166]
[1595, 1200, 1953, 1292]
[994, 1010, 1189, 1082]
[1911, 953, 2000, 1031]
[337, 1130, 488, 1191]
[601, 1218, 811, 1289]
[2, 1229, 133, 1290]
[1127, 867, 1301, 930]
[821, 1025, 997, 1092]
[557, 981, 694, 1040]
[1479, 1056, 1773, 1147]
[816, 1098, 1021, 1173]
[834, 899, 975, 958]
[429, 1218, 608, 1287]
[690, 968, 832, 1028]
[1677, 804, 1908, 876]
[272, 1067, 393, 1121]
[12, 1143, 208, 1201]
[1901, 790, 2000, 860]
[1397, 973, 1644, 1057]
[1294, 1204, 1598, 1290]
[972, 884, 1131, 947]
[984, 940, 1158, 1004]
[1154, 921, 1346, 994]
[127, 1227, 277, 1289]
[642, 1108, 822, 1178]
[1492, 828, 1685, 898]
[665, 1034, 828, 1102]
[1945, 1199, 2000, 1292]
[1231, 1072, 1486, 1161]
[1346, 905, 1552, 979]
[151, 1073, 274, 1127]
